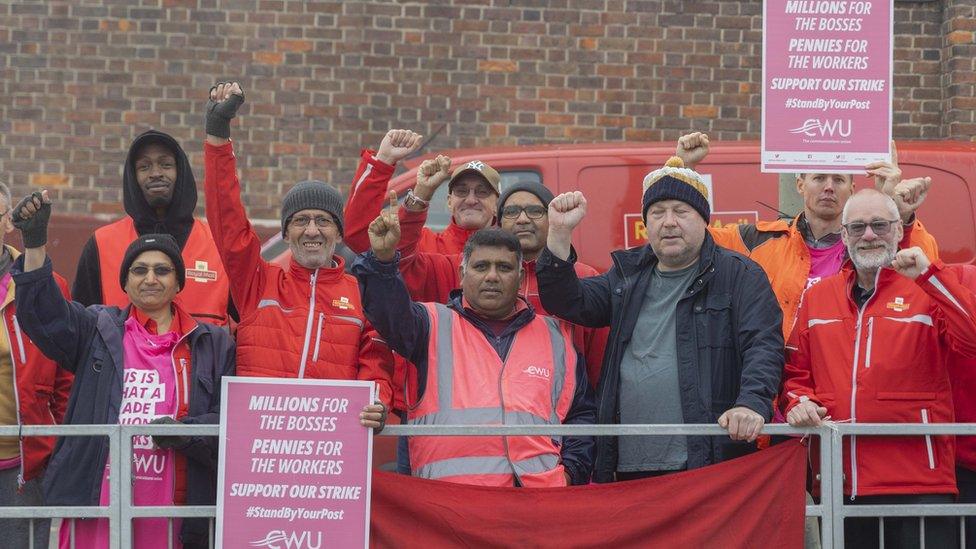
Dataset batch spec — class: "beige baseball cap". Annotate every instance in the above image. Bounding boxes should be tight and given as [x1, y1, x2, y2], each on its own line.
[449, 160, 501, 195]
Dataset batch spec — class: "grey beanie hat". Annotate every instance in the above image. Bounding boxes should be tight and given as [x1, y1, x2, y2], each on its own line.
[280, 180, 345, 237]
[497, 181, 555, 219]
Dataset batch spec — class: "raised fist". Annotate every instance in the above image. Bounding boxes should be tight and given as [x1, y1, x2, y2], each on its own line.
[206, 81, 245, 139]
[548, 191, 588, 233]
[891, 176, 930, 222]
[891, 246, 931, 280]
[12, 190, 52, 249]
[416, 155, 452, 196]
[368, 191, 402, 262]
[676, 132, 710, 169]
[376, 129, 423, 165]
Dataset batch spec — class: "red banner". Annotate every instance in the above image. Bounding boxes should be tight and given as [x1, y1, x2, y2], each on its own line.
[371, 439, 806, 548]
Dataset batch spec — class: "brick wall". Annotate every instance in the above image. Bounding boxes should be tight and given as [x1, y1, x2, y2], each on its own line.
[0, 0, 971, 220]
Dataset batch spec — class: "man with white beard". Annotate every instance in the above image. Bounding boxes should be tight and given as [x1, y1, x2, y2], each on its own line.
[782, 188, 976, 549]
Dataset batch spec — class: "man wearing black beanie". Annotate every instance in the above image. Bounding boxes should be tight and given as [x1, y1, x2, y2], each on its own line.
[202, 82, 392, 432]
[536, 157, 784, 484]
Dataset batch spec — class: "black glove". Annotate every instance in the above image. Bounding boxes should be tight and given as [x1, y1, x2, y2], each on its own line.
[205, 82, 245, 139]
[150, 416, 191, 450]
[12, 191, 51, 248]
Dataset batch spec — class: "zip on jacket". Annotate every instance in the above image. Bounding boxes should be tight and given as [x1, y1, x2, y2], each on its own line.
[848, 269, 881, 500]
[297, 269, 319, 379]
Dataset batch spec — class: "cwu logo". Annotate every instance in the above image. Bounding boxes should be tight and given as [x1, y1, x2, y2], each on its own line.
[522, 365, 551, 380]
[250, 530, 323, 549]
[788, 119, 852, 138]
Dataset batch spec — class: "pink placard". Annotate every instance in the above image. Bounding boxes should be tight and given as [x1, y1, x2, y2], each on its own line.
[762, 0, 892, 173]
[216, 377, 374, 549]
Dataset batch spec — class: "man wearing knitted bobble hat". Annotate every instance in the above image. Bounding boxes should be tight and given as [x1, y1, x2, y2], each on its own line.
[536, 157, 785, 482]
[202, 82, 393, 431]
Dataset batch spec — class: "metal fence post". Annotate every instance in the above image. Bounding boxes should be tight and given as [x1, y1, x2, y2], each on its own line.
[119, 425, 133, 549]
[830, 427, 845, 548]
[109, 426, 121, 549]
[819, 427, 834, 549]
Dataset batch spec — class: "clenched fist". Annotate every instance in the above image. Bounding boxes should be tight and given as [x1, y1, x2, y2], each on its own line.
[414, 155, 452, 201]
[548, 191, 588, 233]
[676, 132, 709, 170]
[12, 190, 52, 249]
[376, 129, 423, 166]
[890, 177, 930, 222]
[206, 81, 245, 139]
[368, 191, 402, 262]
[891, 246, 931, 280]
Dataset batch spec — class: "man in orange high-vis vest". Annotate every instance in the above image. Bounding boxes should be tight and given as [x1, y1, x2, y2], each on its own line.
[353, 213, 596, 487]
[676, 132, 939, 340]
[73, 130, 232, 326]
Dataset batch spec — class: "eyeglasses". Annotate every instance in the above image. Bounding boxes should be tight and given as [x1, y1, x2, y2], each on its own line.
[290, 215, 336, 229]
[129, 265, 176, 277]
[842, 219, 900, 238]
[501, 205, 547, 219]
[450, 185, 494, 199]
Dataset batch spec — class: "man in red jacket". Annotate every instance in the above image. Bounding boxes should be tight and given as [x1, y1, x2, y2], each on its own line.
[783, 189, 976, 548]
[203, 82, 392, 425]
[0, 183, 71, 549]
[343, 141, 500, 256]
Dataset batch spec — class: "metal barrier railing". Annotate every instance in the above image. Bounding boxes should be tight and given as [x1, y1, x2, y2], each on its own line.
[2, 422, 975, 548]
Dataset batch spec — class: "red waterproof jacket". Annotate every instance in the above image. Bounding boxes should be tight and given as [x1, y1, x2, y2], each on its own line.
[710, 215, 940, 339]
[782, 261, 976, 497]
[2, 247, 72, 482]
[204, 142, 393, 407]
[342, 149, 476, 256]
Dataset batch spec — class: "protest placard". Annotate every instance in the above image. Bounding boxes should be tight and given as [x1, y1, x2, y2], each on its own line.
[762, 0, 892, 172]
[216, 377, 374, 548]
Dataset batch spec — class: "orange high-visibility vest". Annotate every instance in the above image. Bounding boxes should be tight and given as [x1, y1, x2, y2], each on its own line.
[408, 303, 578, 487]
[94, 217, 230, 325]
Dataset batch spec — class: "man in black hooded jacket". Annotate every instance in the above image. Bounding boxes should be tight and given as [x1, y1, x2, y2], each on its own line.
[73, 130, 233, 326]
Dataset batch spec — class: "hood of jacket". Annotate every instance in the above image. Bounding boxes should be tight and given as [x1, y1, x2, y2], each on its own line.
[123, 130, 197, 248]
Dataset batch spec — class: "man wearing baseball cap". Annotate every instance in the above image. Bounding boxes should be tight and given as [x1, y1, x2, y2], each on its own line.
[536, 157, 784, 483]
[202, 81, 393, 427]
[342, 142, 501, 256]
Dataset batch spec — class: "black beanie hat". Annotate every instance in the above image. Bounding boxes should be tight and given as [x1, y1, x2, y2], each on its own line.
[641, 156, 711, 223]
[497, 181, 555, 220]
[119, 233, 185, 291]
[281, 180, 345, 237]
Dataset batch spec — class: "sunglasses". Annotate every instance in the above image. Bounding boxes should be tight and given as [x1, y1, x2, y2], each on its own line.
[501, 205, 547, 219]
[128, 265, 176, 277]
[842, 219, 899, 238]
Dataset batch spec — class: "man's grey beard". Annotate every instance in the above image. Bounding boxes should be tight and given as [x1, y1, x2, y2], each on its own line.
[849, 243, 897, 272]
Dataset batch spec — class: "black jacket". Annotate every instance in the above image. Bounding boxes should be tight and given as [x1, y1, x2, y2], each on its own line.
[15, 255, 235, 548]
[73, 130, 199, 306]
[536, 234, 784, 482]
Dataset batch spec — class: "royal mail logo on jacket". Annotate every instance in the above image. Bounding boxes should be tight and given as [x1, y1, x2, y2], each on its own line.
[186, 260, 218, 283]
[886, 297, 910, 312]
[331, 296, 355, 311]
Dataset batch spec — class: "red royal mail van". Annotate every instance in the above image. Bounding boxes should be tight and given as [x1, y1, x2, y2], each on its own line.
[318, 140, 976, 271]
